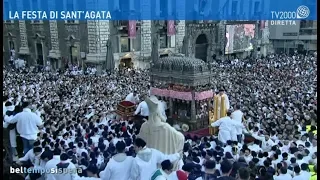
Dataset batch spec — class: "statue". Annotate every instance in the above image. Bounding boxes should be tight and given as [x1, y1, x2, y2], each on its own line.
[138, 96, 185, 170]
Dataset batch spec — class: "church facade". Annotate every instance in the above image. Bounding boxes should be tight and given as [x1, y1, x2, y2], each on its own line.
[3, 20, 185, 70]
[184, 21, 225, 63]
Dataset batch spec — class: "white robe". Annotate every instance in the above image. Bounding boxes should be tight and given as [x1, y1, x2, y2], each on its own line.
[3, 113, 17, 148]
[211, 116, 233, 144]
[230, 120, 245, 141]
[99, 153, 134, 180]
[53, 160, 79, 180]
[125, 93, 139, 104]
[138, 117, 184, 170]
[231, 110, 244, 135]
[130, 148, 180, 180]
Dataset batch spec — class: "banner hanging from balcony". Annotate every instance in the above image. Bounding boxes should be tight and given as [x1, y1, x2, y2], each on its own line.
[167, 20, 176, 36]
[128, 20, 136, 38]
[260, 20, 265, 29]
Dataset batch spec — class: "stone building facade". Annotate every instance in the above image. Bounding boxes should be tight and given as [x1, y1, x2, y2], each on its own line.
[3, 20, 185, 70]
[184, 21, 224, 63]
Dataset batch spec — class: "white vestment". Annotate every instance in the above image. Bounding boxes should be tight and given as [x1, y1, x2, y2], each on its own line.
[231, 110, 244, 135]
[130, 148, 180, 180]
[226, 118, 246, 142]
[3, 115, 17, 148]
[134, 101, 150, 117]
[53, 160, 79, 180]
[138, 96, 184, 170]
[211, 116, 233, 143]
[125, 93, 139, 104]
[45, 155, 60, 180]
[99, 153, 134, 180]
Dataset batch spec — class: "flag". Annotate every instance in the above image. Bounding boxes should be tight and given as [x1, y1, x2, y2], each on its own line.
[260, 20, 265, 29]
[128, 20, 136, 38]
[167, 20, 176, 36]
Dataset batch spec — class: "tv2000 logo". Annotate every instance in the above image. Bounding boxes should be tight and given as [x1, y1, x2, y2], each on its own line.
[271, 5, 310, 19]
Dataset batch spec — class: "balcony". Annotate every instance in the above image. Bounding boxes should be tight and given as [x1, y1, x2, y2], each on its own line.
[299, 29, 317, 36]
[300, 20, 316, 29]
[113, 20, 141, 30]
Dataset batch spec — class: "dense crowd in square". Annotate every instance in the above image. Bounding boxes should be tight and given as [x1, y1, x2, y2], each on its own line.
[3, 52, 317, 180]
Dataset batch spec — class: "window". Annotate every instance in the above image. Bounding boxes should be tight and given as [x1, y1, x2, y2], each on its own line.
[253, 1, 260, 16]
[4, 1, 13, 23]
[169, 35, 175, 48]
[300, 20, 315, 29]
[9, 41, 15, 56]
[199, 0, 207, 15]
[239, 0, 244, 15]
[231, 1, 238, 16]
[119, 0, 129, 13]
[160, 0, 168, 17]
[120, 36, 130, 52]
[171, 0, 176, 16]
[299, 29, 317, 35]
[132, 35, 141, 51]
[31, 0, 41, 23]
[160, 34, 168, 48]
[65, 0, 76, 23]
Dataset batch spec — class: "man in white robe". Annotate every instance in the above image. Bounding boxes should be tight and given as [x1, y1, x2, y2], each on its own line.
[54, 153, 79, 180]
[130, 138, 180, 180]
[125, 91, 139, 104]
[99, 141, 134, 180]
[211, 111, 234, 144]
[231, 104, 244, 142]
[134, 99, 149, 120]
[45, 149, 62, 180]
[138, 96, 185, 170]
[3, 101, 17, 161]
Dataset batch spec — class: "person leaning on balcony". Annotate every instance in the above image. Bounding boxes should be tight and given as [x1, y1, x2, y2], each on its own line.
[4, 101, 44, 155]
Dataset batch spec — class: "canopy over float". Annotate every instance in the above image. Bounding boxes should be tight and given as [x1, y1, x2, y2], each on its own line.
[150, 56, 214, 131]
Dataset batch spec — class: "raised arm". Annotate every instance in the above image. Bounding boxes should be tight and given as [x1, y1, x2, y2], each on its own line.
[4, 114, 19, 124]
[250, 133, 265, 142]
[211, 119, 222, 127]
[154, 149, 180, 163]
[35, 115, 44, 129]
[134, 103, 142, 115]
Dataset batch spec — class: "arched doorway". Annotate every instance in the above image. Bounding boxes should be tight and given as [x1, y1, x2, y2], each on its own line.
[195, 34, 208, 62]
[119, 57, 133, 69]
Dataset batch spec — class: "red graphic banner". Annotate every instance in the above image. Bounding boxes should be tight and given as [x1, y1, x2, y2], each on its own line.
[167, 20, 176, 36]
[128, 20, 136, 38]
[260, 20, 265, 29]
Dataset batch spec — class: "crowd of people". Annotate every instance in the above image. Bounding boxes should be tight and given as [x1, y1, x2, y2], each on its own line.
[3, 52, 317, 180]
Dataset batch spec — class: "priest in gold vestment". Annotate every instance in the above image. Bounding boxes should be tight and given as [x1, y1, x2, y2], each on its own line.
[209, 89, 230, 134]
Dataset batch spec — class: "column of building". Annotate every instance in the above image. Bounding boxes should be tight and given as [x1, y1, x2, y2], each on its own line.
[16, 0, 30, 57]
[86, 20, 110, 65]
[47, 0, 61, 67]
[140, 0, 152, 59]
[140, 20, 152, 58]
[48, 21, 61, 69]
[85, 1, 110, 71]
[218, 21, 226, 59]
[175, 20, 186, 52]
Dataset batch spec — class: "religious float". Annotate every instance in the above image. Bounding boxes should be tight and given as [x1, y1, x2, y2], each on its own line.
[150, 56, 214, 131]
[116, 101, 136, 120]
